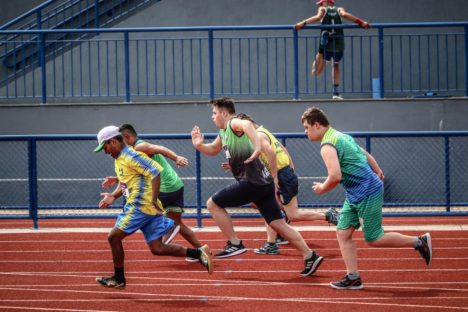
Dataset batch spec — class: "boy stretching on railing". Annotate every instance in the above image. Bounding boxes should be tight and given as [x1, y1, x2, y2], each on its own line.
[294, 0, 370, 100]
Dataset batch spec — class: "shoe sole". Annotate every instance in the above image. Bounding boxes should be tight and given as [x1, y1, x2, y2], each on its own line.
[275, 241, 289, 245]
[96, 277, 126, 289]
[300, 256, 324, 276]
[199, 245, 214, 274]
[185, 257, 199, 263]
[253, 249, 279, 255]
[162, 224, 180, 244]
[424, 232, 432, 266]
[215, 247, 248, 258]
[330, 282, 364, 290]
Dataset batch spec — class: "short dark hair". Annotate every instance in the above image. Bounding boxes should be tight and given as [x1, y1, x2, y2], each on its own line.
[119, 123, 138, 136]
[301, 107, 330, 126]
[210, 97, 236, 114]
[236, 113, 256, 124]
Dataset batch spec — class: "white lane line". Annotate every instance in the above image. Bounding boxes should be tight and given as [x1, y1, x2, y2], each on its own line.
[1, 224, 467, 234]
[0, 306, 116, 312]
[0, 287, 465, 311]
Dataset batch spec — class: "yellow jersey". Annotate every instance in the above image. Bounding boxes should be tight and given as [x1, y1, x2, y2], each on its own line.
[256, 126, 290, 172]
[114, 146, 164, 215]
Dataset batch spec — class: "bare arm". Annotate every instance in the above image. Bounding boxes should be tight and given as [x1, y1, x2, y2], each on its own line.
[99, 185, 123, 208]
[361, 148, 385, 180]
[313, 144, 342, 195]
[135, 142, 188, 167]
[150, 175, 164, 214]
[338, 7, 370, 28]
[294, 7, 326, 30]
[191, 126, 223, 156]
[230, 118, 262, 163]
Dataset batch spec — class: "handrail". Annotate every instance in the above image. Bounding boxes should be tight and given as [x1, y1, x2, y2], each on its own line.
[1, 21, 467, 34]
[0, 0, 60, 30]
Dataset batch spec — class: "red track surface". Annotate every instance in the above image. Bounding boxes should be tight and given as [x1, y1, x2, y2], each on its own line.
[0, 217, 467, 311]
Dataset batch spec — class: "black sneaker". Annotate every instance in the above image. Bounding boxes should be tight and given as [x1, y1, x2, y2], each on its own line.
[415, 232, 432, 265]
[215, 241, 247, 258]
[96, 276, 126, 289]
[330, 275, 364, 290]
[300, 252, 323, 276]
[162, 224, 180, 244]
[199, 244, 214, 274]
[325, 208, 339, 226]
[254, 242, 279, 255]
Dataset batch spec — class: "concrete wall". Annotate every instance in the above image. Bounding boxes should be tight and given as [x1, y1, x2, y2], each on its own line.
[0, 98, 467, 135]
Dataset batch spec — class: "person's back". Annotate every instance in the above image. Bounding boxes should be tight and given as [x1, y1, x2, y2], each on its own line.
[256, 125, 290, 172]
[321, 127, 382, 203]
[321, 6, 344, 53]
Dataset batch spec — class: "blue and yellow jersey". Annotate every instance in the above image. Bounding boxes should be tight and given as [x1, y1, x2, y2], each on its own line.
[256, 126, 290, 172]
[114, 146, 164, 215]
[321, 127, 383, 203]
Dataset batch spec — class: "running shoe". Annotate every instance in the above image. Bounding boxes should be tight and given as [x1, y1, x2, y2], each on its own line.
[185, 257, 199, 263]
[415, 232, 432, 265]
[215, 241, 247, 258]
[330, 275, 364, 290]
[96, 276, 126, 289]
[254, 242, 279, 255]
[161, 224, 180, 244]
[275, 234, 289, 245]
[325, 207, 339, 225]
[300, 251, 323, 276]
[199, 244, 214, 274]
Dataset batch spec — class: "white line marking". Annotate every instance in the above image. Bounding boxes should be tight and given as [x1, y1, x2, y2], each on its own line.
[0, 306, 117, 312]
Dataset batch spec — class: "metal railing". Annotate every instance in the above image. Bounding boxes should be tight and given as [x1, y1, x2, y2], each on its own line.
[1, 131, 467, 229]
[0, 21, 466, 103]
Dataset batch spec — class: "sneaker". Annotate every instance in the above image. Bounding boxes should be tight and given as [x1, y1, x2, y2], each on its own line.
[275, 235, 289, 245]
[325, 207, 339, 226]
[415, 232, 432, 265]
[199, 244, 214, 274]
[96, 276, 126, 289]
[254, 242, 279, 255]
[332, 94, 344, 100]
[161, 224, 180, 244]
[300, 251, 323, 276]
[215, 241, 247, 258]
[330, 275, 364, 290]
[185, 257, 199, 263]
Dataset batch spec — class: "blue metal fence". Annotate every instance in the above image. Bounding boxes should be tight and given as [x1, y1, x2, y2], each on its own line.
[1, 131, 467, 229]
[0, 22, 467, 103]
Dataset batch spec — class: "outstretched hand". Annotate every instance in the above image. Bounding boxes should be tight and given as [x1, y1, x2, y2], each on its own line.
[99, 193, 115, 208]
[191, 126, 204, 148]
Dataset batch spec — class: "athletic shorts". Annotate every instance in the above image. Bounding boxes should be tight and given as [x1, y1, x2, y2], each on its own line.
[159, 187, 184, 214]
[336, 186, 385, 243]
[211, 181, 283, 224]
[115, 205, 174, 243]
[321, 50, 343, 62]
[277, 166, 299, 205]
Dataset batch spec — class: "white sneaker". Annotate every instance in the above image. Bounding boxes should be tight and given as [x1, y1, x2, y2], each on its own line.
[185, 257, 199, 263]
[332, 95, 344, 100]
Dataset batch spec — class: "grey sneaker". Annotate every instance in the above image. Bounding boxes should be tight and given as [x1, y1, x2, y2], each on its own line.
[330, 275, 364, 290]
[415, 233, 432, 265]
[275, 235, 289, 245]
[300, 251, 323, 276]
[162, 224, 180, 244]
[254, 242, 279, 255]
[96, 276, 126, 289]
[215, 241, 247, 258]
[199, 244, 214, 274]
[325, 208, 339, 226]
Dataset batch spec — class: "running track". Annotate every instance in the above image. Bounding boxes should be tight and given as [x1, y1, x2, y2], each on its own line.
[0, 217, 467, 312]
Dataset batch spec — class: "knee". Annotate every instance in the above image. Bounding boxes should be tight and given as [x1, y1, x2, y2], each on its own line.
[206, 198, 218, 213]
[336, 230, 352, 243]
[149, 242, 165, 256]
[107, 233, 120, 245]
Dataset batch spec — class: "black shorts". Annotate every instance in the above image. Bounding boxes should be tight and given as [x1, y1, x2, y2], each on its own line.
[277, 166, 299, 205]
[211, 181, 283, 224]
[159, 187, 184, 214]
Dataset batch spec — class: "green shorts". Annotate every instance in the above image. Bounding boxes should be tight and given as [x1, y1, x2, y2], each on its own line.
[337, 187, 385, 242]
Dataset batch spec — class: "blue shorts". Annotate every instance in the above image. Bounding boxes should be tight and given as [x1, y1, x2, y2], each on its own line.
[115, 205, 174, 243]
[211, 181, 283, 224]
[277, 166, 299, 205]
[159, 187, 185, 214]
[322, 50, 343, 62]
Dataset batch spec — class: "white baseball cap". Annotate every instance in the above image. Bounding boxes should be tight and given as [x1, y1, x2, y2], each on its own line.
[94, 125, 120, 152]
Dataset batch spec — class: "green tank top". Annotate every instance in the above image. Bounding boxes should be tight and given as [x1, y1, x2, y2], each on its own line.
[135, 139, 184, 193]
[321, 6, 344, 52]
[219, 120, 272, 185]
